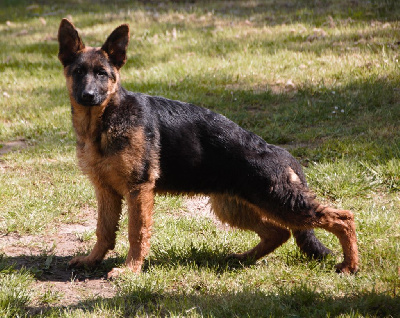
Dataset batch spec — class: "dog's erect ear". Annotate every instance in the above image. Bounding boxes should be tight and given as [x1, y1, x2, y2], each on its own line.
[58, 19, 85, 67]
[101, 24, 130, 69]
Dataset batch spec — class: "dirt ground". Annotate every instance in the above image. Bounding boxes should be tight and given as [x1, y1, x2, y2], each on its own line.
[0, 195, 218, 311]
[0, 139, 28, 156]
[0, 206, 114, 309]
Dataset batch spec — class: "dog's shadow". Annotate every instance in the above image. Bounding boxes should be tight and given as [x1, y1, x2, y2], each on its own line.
[0, 247, 255, 282]
[143, 245, 257, 273]
[1, 254, 112, 282]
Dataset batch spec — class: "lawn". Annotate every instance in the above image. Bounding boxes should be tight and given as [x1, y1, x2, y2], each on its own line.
[0, 0, 399, 317]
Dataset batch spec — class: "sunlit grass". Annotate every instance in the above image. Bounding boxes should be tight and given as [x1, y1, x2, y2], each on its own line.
[0, 0, 399, 317]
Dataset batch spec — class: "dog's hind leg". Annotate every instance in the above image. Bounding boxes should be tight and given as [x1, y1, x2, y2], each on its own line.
[312, 205, 358, 273]
[292, 229, 332, 259]
[210, 195, 290, 261]
[69, 186, 122, 269]
[271, 198, 358, 273]
[230, 222, 291, 261]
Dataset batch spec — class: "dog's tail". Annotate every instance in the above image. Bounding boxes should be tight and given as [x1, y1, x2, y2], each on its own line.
[292, 229, 332, 258]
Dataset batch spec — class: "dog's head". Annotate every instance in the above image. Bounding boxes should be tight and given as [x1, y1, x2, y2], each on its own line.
[58, 19, 129, 107]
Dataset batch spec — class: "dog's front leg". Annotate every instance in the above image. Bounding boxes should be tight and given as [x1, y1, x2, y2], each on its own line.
[108, 184, 154, 278]
[69, 186, 122, 269]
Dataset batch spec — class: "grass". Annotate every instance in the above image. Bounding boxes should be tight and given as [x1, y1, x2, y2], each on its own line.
[0, 0, 399, 316]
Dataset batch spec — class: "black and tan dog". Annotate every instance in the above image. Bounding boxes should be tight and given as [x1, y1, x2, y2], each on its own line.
[58, 19, 358, 278]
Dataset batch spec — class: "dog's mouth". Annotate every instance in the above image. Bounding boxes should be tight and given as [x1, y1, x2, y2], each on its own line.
[75, 92, 104, 106]
[78, 99, 101, 107]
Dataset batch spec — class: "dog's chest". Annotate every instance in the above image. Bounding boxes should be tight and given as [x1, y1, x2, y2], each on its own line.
[76, 140, 126, 194]
[76, 125, 151, 195]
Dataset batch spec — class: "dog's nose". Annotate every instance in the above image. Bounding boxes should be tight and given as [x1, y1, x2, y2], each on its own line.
[82, 90, 95, 101]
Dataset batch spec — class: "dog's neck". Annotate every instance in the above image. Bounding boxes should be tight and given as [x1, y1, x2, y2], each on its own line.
[71, 87, 122, 145]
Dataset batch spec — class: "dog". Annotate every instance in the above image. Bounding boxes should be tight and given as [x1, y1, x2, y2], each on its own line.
[57, 19, 358, 278]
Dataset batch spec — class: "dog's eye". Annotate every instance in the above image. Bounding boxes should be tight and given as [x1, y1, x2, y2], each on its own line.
[96, 70, 108, 77]
[74, 68, 84, 76]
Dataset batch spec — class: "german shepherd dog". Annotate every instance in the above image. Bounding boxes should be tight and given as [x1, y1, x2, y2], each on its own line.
[58, 19, 358, 278]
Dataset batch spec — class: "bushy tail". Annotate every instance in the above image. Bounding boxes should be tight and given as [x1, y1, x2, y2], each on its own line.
[292, 229, 332, 259]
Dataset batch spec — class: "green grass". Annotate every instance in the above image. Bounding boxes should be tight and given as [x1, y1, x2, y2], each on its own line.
[0, 0, 399, 317]
[0, 259, 34, 318]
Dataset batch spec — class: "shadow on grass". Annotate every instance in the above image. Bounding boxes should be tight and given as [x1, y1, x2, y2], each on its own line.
[144, 244, 260, 273]
[1, 245, 254, 283]
[2, 0, 399, 23]
[30, 281, 400, 317]
[3, 19, 398, 74]
[3, 243, 398, 316]
[0, 254, 120, 282]
[8, 251, 396, 317]
[1, 0, 399, 66]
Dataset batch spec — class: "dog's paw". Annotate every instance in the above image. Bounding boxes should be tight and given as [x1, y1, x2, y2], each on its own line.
[226, 252, 247, 261]
[226, 253, 257, 267]
[335, 262, 359, 274]
[68, 255, 96, 269]
[107, 267, 126, 280]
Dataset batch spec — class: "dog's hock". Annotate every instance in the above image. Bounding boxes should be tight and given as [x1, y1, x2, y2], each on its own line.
[286, 167, 301, 183]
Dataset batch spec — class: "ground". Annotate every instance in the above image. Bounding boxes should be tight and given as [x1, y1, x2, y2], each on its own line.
[0, 158, 217, 311]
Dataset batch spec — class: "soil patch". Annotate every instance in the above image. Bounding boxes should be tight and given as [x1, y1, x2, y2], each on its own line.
[0, 197, 218, 310]
[0, 139, 28, 155]
[183, 196, 230, 230]
[0, 207, 117, 310]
